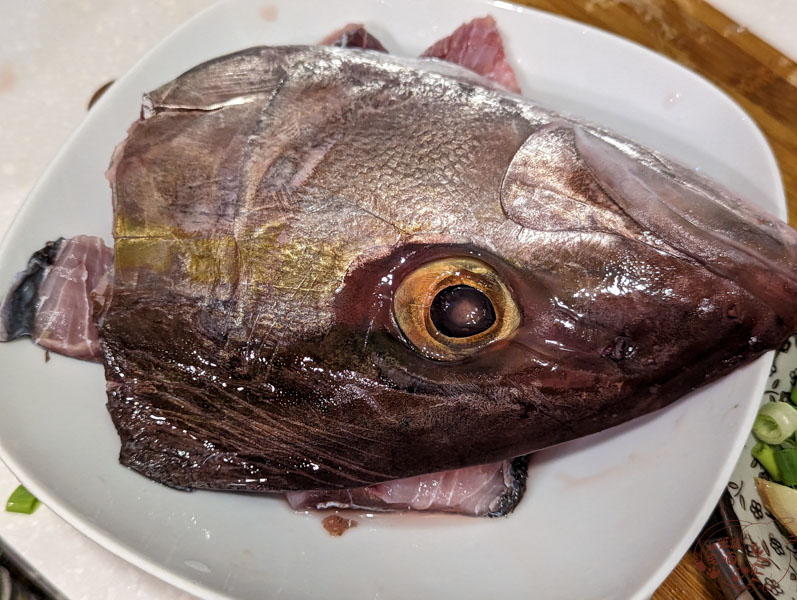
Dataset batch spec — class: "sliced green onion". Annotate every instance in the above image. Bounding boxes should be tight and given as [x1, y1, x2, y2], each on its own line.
[781, 437, 797, 450]
[5, 485, 40, 514]
[753, 401, 797, 445]
[775, 448, 797, 486]
[753, 442, 782, 481]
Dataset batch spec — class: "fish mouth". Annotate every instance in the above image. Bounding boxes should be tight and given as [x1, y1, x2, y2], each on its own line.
[574, 127, 797, 326]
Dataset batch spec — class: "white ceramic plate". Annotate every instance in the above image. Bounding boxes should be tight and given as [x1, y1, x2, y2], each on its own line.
[0, 1, 785, 599]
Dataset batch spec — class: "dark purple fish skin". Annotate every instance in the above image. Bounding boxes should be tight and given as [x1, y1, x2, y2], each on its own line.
[102, 45, 797, 492]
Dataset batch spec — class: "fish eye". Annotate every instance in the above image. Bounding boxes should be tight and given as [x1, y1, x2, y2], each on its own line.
[393, 257, 520, 361]
[430, 285, 496, 337]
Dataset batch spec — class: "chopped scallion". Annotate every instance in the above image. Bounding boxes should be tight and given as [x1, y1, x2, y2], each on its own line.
[5, 485, 40, 514]
[774, 448, 797, 486]
[752, 442, 782, 481]
[753, 401, 797, 445]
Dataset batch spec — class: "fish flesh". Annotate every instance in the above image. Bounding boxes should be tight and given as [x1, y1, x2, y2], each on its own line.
[0, 236, 112, 361]
[287, 456, 529, 517]
[3, 20, 797, 517]
[321, 23, 388, 53]
[422, 16, 520, 93]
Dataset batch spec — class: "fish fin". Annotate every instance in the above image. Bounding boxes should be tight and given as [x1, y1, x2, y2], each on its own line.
[0, 239, 63, 342]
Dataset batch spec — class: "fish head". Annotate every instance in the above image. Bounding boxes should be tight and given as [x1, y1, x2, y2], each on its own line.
[105, 46, 797, 489]
[297, 121, 797, 460]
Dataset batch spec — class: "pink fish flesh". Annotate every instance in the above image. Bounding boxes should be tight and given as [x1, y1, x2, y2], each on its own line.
[287, 456, 528, 517]
[422, 15, 521, 93]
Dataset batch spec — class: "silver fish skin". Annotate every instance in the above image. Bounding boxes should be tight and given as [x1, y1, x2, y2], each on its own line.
[98, 45, 797, 492]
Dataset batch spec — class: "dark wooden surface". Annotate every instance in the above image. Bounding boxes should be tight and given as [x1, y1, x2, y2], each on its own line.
[511, 0, 797, 225]
[506, 1, 797, 598]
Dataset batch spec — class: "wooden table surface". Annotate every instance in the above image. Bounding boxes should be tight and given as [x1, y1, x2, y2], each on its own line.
[507, 0, 797, 598]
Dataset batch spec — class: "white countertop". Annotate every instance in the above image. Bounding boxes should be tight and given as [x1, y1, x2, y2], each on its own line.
[0, 1, 795, 598]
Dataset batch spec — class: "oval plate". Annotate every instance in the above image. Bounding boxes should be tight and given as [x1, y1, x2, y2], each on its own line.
[0, 0, 784, 598]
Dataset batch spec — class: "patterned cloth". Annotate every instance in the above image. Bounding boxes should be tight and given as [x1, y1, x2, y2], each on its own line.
[727, 335, 797, 597]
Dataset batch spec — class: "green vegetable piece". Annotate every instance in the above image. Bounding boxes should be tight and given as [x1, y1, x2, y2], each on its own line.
[781, 437, 797, 450]
[752, 442, 782, 481]
[753, 401, 797, 445]
[5, 485, 40, 514]
[791, 385, 797, 406]
[774, 448, 797, 487]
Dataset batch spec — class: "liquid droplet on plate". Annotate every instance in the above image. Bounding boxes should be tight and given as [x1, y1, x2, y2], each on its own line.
[184, 559, 212, 574]
[665, 92, 681, 107]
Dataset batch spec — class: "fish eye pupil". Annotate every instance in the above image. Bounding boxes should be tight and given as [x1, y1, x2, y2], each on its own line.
[429, 285, 496, 338]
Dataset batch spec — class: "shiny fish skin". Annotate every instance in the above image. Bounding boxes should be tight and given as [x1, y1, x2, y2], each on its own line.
[101, 45, 797, 492]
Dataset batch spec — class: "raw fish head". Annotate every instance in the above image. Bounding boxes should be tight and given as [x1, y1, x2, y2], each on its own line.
[104, 46, 797, 491]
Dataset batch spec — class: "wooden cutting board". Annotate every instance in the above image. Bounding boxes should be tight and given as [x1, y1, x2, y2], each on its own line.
[507, 1, 797, 598]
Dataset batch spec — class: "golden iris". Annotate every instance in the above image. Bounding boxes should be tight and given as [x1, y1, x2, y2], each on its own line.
[392, 257, 520, 361]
